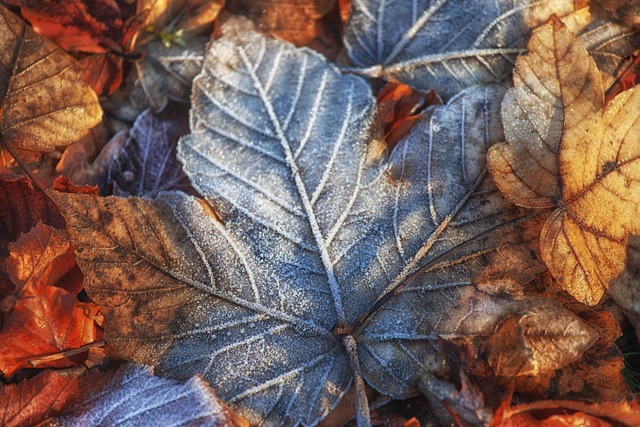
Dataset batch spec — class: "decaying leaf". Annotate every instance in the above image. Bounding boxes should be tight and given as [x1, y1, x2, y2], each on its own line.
[227, 0, 336, 46]
[486, 305, 597, 378]
[133, 36, 207, 110]
[0, 222, 101, 377]
[0, 364, 249, 427]
[591, 0, 640, 28]
[0, 4, 102, 152]
[52, 18, 597, 425]
[107, 103, 191, 196]
[343, 0, 640, 99]
[488, 18, 640, 306]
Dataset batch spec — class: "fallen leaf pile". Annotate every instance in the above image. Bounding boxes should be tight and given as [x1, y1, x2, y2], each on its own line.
[1, 1, 640, 426]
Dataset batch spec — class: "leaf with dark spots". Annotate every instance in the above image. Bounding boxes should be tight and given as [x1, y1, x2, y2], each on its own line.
[0, 4, 102, 152]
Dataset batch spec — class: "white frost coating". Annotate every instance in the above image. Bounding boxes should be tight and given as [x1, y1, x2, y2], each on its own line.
[60, 17, 596, 427]
[344, 0, 639, 99]
[57, 365, 236, 427]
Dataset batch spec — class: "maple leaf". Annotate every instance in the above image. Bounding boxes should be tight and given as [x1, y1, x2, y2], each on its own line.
[51, 18, 598, 425]
[343, 0, 640, 99]
[0, 222, 101, 378]
[0, 4, 102, 152]
[487, 17, 640, 306]
[0, 364, 249, 427]
[107, 103, 191, 197]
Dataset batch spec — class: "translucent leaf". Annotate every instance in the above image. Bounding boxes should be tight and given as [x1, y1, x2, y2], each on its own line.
[53, 19, 594, 425]
[343, 0, 640, 99]
[0, 4, 102, 151]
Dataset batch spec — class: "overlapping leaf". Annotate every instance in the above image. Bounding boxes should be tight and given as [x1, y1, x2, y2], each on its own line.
[0, 4, 102, 151]
[0, 222, 101, 377]
[53, 19, 596, 425]
[0, 364, 249, 427]
[487, 18, 640, 306]
[107, 103, 190, 197]
[343, 0, 640, 99]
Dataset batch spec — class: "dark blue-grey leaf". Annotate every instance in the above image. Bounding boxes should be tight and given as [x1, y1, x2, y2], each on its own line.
[107, 103, 191, 197]
[53, 18, 596, 426]
[344, 0, 639, 98]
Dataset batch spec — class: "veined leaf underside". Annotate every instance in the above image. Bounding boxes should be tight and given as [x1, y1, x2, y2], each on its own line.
[56, 20, 559, 426]
[344, 0, 640, 98]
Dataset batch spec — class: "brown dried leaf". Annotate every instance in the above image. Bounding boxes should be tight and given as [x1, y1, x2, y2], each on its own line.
[0, 170, 64, 253]
[591, 0, 640, 29]
[0, 4, 102, 152]
[486, 305, 597, 378]
[227, 0, 336, 46]
[488, 17, 640, 306]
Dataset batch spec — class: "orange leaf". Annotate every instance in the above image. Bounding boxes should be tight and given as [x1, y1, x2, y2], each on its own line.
[0, 171, 65, 249]
[377, 82, 441, 150]
[226, 0, 336, 46]
[495, 399, 640, 427]
[7, 0, 141, 53]
[77, 54, 124, 96]
[487, 17, 640, 305]
[0, 222, 101, 378]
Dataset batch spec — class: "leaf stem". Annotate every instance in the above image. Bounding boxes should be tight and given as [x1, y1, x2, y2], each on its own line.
[343, 334, 372, 427]
[0, 134, 47, 193]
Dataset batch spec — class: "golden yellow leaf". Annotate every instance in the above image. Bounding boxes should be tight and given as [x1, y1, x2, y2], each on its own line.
[488, 17, 640, 305]
[0, 4, 102, 152]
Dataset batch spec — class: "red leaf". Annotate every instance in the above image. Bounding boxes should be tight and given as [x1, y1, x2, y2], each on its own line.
[77, 53, 124, 96]
[0, 223, 102, 378]
[7, 0, 143, 53]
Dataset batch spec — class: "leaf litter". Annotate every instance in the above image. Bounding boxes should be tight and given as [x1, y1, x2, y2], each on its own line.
[52, 16, 601, 425]
[0, 1, 640, 426]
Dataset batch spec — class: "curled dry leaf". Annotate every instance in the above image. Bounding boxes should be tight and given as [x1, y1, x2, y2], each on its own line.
[488, 18, 640, 306]
[0, 4, 102, 152]
[494, 399, 640, 427]
[0, 364, 249, 427]
[227, 0, 336, 46]
[344, 0, 640, 99]
[0, 222, 101, 378]
[52, 19, 595, 425]
[486, 305, 597, 378]
[107, 103, 191, 197]
[132, 36, 207, 110]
